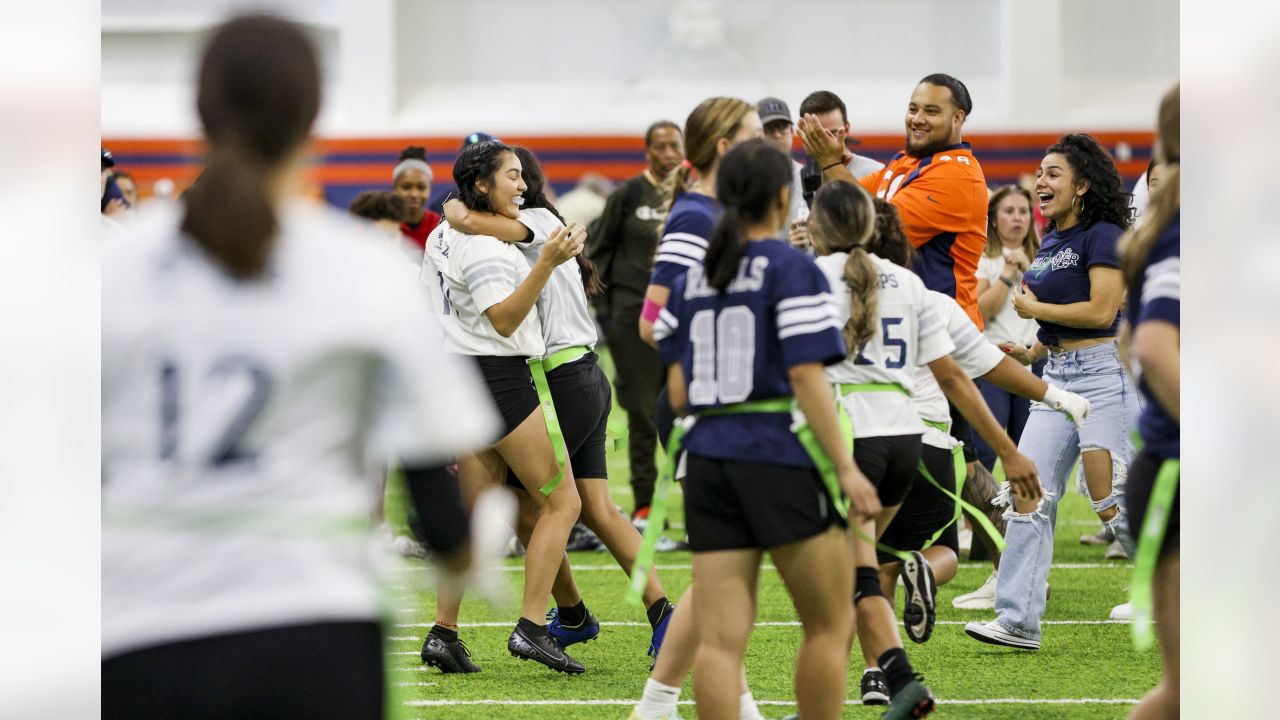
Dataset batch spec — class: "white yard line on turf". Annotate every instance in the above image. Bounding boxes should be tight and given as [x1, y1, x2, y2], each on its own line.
[402, 698, 1139, 708]
[390, 619, 1127, 632]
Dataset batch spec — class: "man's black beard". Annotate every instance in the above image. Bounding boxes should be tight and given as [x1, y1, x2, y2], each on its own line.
[904, 136, 954, 159]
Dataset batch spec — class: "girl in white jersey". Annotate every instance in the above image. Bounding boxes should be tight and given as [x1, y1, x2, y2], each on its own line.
[422, 140, 590, 674]
[433, 146, 676, 667]
[851, 206, 1088, 677]
[808, 180, 1042, 719]
[101, 16, 499, 719]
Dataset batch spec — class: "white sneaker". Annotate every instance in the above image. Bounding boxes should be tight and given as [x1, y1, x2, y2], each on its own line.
[1105, 539, 1130, 560]
[393, 534, 428, 559]
[952, 572, 997, 610]
[964, 619, 1040, 650]
[1110, 602, 1133, 620]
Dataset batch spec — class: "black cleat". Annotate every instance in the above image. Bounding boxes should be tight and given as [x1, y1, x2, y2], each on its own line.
[881, 676, 935, 719]
[900, 551, 936, 643]
[420, 634, 481, 673]
[508, 624, 585, 674]
[861, 668, 890, 705]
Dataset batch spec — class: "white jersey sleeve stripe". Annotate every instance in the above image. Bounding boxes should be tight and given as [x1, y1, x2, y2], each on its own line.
[655, 253, 700, 268]
[463, 261, 518, 286]
[777, 293, 837, 312]
[653, 309, 679, 342]
[1141, 258, 1180, 304]
[465, 268, 519, 290]
[778, 317, 844, 340]
[778, 304, 841, 329]
[661, 232, 709, 248]
[658, 241, 708, 260]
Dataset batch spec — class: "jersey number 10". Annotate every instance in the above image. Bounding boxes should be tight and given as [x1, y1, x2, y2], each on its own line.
[687, 307, 756, 405]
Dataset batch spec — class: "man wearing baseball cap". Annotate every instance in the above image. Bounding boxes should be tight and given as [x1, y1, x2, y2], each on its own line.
[756, 98, 808, 225]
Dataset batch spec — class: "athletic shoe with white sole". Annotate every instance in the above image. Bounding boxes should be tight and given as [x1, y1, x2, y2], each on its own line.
[1105, 539, 1130, 560]
[899, 551, 936, 643]
[861, 668, 890, 705]
[508, 624, 585, 674]
[881, 676, 935, 718]
[1079, 526, 1115, 545]
[964, 619, 1041, 650]
[1110, 602, 1133, 620]
[951, 572, 997, 610]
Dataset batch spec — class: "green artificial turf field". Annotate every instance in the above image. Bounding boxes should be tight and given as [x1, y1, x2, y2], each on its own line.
[380, 348, 1161, 719]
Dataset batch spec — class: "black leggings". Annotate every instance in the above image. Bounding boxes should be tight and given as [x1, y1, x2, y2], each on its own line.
[103, 621, 383, 720]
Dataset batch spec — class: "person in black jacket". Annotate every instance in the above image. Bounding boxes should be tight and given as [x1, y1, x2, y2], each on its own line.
[586, 120, 683, 523]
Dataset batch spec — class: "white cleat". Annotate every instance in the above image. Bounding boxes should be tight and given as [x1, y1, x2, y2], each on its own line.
[1110, 602, 1133, 620]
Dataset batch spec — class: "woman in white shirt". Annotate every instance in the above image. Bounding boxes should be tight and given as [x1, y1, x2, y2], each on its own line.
[423, 140, 588, 674]
[971, 185, 1043, 470]
[102, 16, 500, 719]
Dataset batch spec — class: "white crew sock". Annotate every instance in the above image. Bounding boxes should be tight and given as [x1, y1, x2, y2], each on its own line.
[740, 690, 766, 720]
[635, 678, 681, 719]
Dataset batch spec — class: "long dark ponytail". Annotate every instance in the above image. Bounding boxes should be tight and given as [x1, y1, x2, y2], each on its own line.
[703, 139, 793, 292]
[181, 14, 320, 280]
[510, 146, 605, 297]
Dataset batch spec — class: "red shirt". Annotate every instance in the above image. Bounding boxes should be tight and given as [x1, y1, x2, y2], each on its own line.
[399, 210, 442, 251]
[859, 143, 988, 329]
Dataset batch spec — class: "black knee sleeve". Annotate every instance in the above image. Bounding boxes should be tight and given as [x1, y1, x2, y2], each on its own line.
[854, 566, 884, 605]
[402, 463, 469, 554]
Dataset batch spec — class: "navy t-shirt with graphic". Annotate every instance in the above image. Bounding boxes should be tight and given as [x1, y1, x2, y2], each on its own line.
[648, 192, 722, 290]
[1127, 211, 1180, 459]
[654, 239, 846, 468]
[1023, 220, 1124, 346]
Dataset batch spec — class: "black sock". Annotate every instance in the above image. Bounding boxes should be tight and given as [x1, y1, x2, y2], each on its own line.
[428, 625, 458, 643]
[878, 648, 916, 696]
[517, 617, 548, 636]
[646, 597, 671, 629]
[557, 601, 588, 627]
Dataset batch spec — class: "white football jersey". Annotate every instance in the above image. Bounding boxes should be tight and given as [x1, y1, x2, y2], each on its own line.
[422, 221, 547, 358]
[516, 209, 598, 356]
[817, 252, 955, 438]
[912, 291, 1006, 450]
[102, 200, 500, 658]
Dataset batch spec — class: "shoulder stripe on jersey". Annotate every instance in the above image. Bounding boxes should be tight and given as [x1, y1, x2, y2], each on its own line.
[655, 253, 701, 269]
[778, 317, 844, 340]
[778, 303, 841, 329]
[660, 232, 709, 248]
[657, 240, 708, 260]
[464, 267, 518, 290]
[1142, 258, 1180, 304]
[777, 293, 837, 312]
[463, 260, 516, 283]
[469, 275, 517, 294]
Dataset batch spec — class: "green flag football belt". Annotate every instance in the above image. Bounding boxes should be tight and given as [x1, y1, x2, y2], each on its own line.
[540, 345, 629, 453]
[917, 419, 1008, 555]
[1128, 430, 1179, 652]
[628, 382, 924, 605]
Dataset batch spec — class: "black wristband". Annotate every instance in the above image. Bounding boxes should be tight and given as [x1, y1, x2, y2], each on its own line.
[821, 160, 844, 172]
[999, 274, 1015, 288]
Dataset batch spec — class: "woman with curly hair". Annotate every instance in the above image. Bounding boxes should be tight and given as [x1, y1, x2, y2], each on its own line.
[965, 133, 1139, 650]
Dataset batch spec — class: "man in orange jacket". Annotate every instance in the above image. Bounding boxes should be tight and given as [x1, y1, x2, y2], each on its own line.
[800, 73, 988, 329]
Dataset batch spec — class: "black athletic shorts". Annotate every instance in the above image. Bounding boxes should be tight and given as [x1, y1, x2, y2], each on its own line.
[853, 434, 923, 508]
[475, 355, 539, 438]
[1124, 449, 1180, 556]
[947, 401, 978, 464]
[505, 352, 611, 488]
[683, 454, 845, 552]
[878, 444, 959, 564]
[103, 621, 383, 720]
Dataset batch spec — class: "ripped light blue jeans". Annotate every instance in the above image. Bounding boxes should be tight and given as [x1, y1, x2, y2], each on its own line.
[993, 340, 1140, 641]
